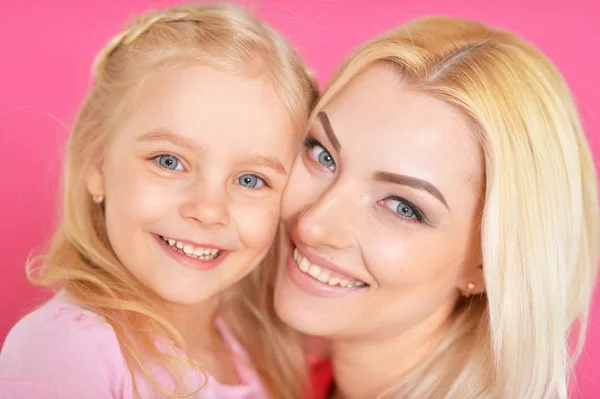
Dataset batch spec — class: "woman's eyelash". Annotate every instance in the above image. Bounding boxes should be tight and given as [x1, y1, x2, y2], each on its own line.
[303, 135, 336, 171]
[305, 136, 426, 224]
[382, 196, 426, 224]
[303, 136, 321, 149]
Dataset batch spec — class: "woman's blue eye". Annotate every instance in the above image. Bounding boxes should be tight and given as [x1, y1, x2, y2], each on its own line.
[154, 154, 184, 171]
[235, 174, 265, 189]
[383, 197, 423, 222]
[306, 138, 335, 171]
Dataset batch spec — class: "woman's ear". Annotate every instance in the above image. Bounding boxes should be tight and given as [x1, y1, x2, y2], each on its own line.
[459, 264, 485, 297]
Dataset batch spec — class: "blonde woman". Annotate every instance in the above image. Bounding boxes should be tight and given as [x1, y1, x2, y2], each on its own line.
[0, 3, 317, 398]
[274, 16, 599, 398]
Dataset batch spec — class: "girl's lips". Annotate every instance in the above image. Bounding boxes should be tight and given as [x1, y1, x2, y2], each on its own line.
[153, 234, 229, 271]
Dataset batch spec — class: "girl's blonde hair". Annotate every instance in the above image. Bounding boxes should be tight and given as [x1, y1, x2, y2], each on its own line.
[301, 16, 598, 398]
[27, 3, 317, 398]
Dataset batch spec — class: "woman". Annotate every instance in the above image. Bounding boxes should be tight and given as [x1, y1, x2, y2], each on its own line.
[274, 16, 599, 398]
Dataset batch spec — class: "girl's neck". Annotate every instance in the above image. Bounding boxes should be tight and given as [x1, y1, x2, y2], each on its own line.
[330, 302, 454, 399]
[161, 297, 241, 384]
[163, 298, 219, 349]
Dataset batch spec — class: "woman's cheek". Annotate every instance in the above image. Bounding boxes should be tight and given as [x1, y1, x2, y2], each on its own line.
[234, 199, 281, 250]
[364, 232, 459, 288]
[281, 159, 322, 221]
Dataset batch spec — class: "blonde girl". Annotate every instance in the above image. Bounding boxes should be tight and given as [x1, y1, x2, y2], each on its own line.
[0, 3, 317, 398]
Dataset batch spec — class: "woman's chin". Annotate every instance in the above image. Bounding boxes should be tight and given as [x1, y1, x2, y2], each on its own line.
[273, 272, 338, 337]
[274, 300, 332, 337]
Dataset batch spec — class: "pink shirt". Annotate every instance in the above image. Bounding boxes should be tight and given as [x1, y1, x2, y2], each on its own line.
[0, 293, 265, 398]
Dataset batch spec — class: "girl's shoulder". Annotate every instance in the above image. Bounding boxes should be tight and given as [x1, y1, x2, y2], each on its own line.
[0, 292, 130, 398]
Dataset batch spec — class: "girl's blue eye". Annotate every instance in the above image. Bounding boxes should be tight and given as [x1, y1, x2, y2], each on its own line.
[305, 138, 336, 171]
[235, 174, 265, 189]
[154, 154, 184, 171]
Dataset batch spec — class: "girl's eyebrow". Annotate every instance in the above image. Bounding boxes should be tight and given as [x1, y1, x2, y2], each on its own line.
[237, 154, 286, 175]
[137, 128, 286, 175]
[137, 128, 202, 154]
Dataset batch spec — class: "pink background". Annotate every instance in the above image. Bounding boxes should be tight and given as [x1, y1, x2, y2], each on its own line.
[1, 0, 598, 395]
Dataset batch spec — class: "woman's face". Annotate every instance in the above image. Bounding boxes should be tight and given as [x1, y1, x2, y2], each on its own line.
[274, 63, 485, 341]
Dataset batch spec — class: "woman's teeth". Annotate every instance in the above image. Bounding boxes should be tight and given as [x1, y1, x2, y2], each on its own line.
[293, 248, 366, 288]
[160, 236, 220, 261]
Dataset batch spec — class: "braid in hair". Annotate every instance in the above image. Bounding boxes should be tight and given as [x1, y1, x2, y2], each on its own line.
[92, 6, 202, 79]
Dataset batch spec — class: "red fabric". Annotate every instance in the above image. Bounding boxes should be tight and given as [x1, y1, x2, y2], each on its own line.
[306, 356, 334, 399]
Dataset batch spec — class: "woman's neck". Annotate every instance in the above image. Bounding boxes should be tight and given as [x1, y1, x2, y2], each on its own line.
[330, 303, 454, 399]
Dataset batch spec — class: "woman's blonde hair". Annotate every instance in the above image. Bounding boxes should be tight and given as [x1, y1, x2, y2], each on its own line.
[303, 16, 598, 398]
[27, 2, 317, 398]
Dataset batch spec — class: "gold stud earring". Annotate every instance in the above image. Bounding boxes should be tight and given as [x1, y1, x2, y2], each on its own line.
[92, 195, 104, 204]
[465, 282, 475, 297]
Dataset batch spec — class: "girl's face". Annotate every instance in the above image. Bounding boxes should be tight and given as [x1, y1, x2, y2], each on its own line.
[274, 63, 485, 341]
[87, 65, 297, 305]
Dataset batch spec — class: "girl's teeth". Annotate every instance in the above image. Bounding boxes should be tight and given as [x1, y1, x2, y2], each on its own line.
[161, 236, 221, 261]
[293, 248, 366, 289]
[193, 247, 204, 257]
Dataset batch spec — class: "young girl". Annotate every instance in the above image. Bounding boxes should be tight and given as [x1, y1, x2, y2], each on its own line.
[0, 3, 317, 398]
